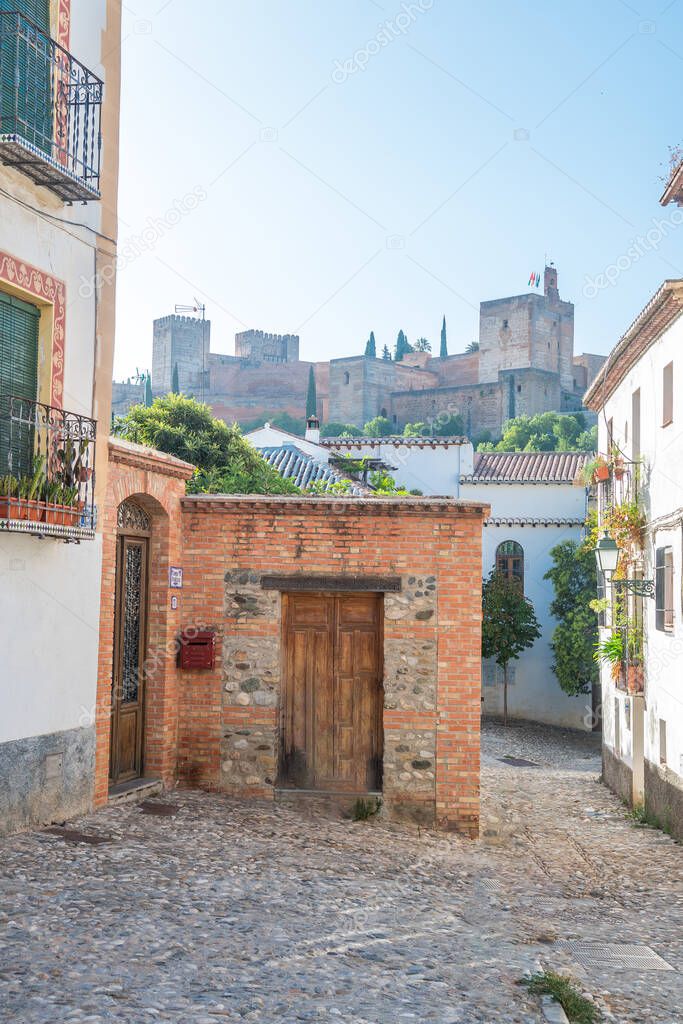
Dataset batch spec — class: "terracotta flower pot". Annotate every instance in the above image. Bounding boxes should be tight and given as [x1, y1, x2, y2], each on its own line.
[0, 496, 23, 520]
[44, 504, 80, 527]
[627, 665, 644, 694]
[595, 464, 610, 481]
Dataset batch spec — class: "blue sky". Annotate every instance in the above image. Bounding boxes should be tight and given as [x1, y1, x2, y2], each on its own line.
[113, 0, 683, 378]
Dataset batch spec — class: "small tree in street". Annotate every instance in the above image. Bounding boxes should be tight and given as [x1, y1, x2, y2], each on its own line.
[306, 365, 317, 418]
[481, 570, 541, 725]
[544, 540, 598, 696]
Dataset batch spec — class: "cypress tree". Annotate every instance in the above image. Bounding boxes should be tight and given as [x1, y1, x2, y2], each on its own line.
[306, 365, 317, 418]
[382, 344, 391, 361]
[171, 363, 180, 394]
[365, 331, 376, 358]
[440, 316, 448, 358]
[395, 330, 413, 362]
[145, 374, 153, 407]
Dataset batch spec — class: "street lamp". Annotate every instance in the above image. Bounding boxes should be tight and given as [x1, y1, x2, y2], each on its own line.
[594, 532, 655, 598]
[595, 534, 620, 576]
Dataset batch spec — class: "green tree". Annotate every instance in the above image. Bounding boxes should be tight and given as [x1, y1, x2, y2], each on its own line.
[544, 540, 599, 697]
[306, 365, 317, 418]
[481, 571, 541, 725]
[320, 422, 363, 438]
[432, 412, 464, 436]
[144, 374, 153, 407]
[394, 330, 413, 362]
[363, 415, 393, 437]
[439, 316, 448, 358]
[117, 394, 299, 495]
[414, 337, 431, 352]
[365, 331, 377, 358]
[465, 340, 479, 353]
[382, 344, 392, 361]
[403, 422, 428, 437]
[171, 362, 180, 394]
[478, 412, 597, 453]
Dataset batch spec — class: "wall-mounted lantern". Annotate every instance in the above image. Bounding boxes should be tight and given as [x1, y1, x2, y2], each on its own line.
[595, 533, 654, 598]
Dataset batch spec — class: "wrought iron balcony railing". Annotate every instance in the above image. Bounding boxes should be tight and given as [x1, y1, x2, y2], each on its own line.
[0, 394, 96, 539]
[0, 10, 103, 201]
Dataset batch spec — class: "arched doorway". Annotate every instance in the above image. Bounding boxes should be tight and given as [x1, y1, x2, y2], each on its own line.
[109, 500, 151, 786]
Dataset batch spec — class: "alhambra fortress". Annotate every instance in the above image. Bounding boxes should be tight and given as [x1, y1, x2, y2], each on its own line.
[113, 266, 605, 434]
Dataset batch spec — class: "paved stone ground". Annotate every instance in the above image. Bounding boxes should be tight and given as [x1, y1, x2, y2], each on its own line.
[1, 721, 682, 1024]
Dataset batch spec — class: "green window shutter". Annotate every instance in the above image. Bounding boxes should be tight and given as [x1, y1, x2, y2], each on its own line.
[0, 2, 49, 30]
[0, 290, 40, 476]
[0, 1, 52, 152]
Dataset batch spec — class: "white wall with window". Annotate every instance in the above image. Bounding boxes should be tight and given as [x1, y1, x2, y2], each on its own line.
[0, 0, 120, 835]
[585, 281, 683, 830]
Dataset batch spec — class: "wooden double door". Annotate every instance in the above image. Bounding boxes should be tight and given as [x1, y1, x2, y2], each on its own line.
[109, 533, 149, 786]
[281, 592, 383, 792]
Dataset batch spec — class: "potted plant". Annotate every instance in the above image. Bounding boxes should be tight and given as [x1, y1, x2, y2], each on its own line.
[582, 455, 610, 485]
[594, 631, 624, 683]
[0, 474, 20, 520]
[611, 447, 626, 480]
[43, 480, 80, 526]
[16, 456, 47, 522]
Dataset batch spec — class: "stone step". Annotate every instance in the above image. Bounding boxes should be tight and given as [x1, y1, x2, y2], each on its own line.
[108, 777, 163, 806]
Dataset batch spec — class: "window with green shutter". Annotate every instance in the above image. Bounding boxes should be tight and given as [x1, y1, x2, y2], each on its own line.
[0, 289, 40, 476]
[0, 1, 52, 153]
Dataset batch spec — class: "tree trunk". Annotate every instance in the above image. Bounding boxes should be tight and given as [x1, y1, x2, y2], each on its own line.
[503, 662, 508, 727]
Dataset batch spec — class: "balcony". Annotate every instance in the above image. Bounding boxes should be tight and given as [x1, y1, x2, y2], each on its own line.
[0, 395, 96, 540]
[0, 11, 102, 202]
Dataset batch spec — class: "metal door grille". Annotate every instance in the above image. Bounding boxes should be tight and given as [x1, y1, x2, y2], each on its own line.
[121, 543, 143, 703]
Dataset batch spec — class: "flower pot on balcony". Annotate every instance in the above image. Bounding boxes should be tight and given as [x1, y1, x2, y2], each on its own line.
[627, 664, 644, 694]
[44, 504, 80, 527]
[0, 496, 23, 520]
[595, 464, 610, 482]
[23, 499, 45, 523]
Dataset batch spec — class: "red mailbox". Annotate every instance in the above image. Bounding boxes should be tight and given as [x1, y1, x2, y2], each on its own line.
[178, 630, 216, 670]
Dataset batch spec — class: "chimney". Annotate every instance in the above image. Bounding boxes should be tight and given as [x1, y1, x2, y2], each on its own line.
[305, 415, 320, 444]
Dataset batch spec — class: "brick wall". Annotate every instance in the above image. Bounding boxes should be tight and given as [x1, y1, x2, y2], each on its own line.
[93, 439, 194, 806]
[177, 495, 488, 834]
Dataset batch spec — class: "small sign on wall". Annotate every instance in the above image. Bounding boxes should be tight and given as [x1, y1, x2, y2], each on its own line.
[169, 566, 183, 589]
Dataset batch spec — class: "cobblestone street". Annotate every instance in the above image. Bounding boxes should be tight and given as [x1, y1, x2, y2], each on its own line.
[1, 722, 681, 1024]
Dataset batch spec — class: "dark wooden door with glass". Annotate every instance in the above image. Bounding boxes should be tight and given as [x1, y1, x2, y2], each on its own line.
[109, 534, 149, 785]
[281, 592, 383, 792]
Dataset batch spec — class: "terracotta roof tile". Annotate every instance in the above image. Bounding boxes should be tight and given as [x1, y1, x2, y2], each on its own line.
[461, 451, 590, 484]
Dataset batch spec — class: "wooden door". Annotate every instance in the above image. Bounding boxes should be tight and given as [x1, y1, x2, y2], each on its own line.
[109, 534, 148, 785]
[281, 592, 383, 792]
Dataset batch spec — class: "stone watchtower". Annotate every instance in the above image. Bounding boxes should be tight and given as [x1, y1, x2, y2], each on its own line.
[478, 264, 575, 421]
[152, 314, 211, 397]
[234, 329, 299, 364]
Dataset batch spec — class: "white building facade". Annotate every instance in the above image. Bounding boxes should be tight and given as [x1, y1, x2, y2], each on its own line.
[585, 280, 683, 837]
[322, 437, 593, 729]
[0, 0, 121, 834]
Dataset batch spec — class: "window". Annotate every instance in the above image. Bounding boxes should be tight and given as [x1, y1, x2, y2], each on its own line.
[655, 546, 674, 631]
[632, 388, 640, 463]
[660, 719, 668, 766]
[607, 417, 614, 452]
[0, 290, 40, 475]
[614, 697, 620, 755]
[343, 371, 350, 385]
[662, 362, 673, 426]
[502, 319, 509, 329]
[495, 540, 524, 589]
[516, 384, 522, 393]
[0, 1, 52, 153]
